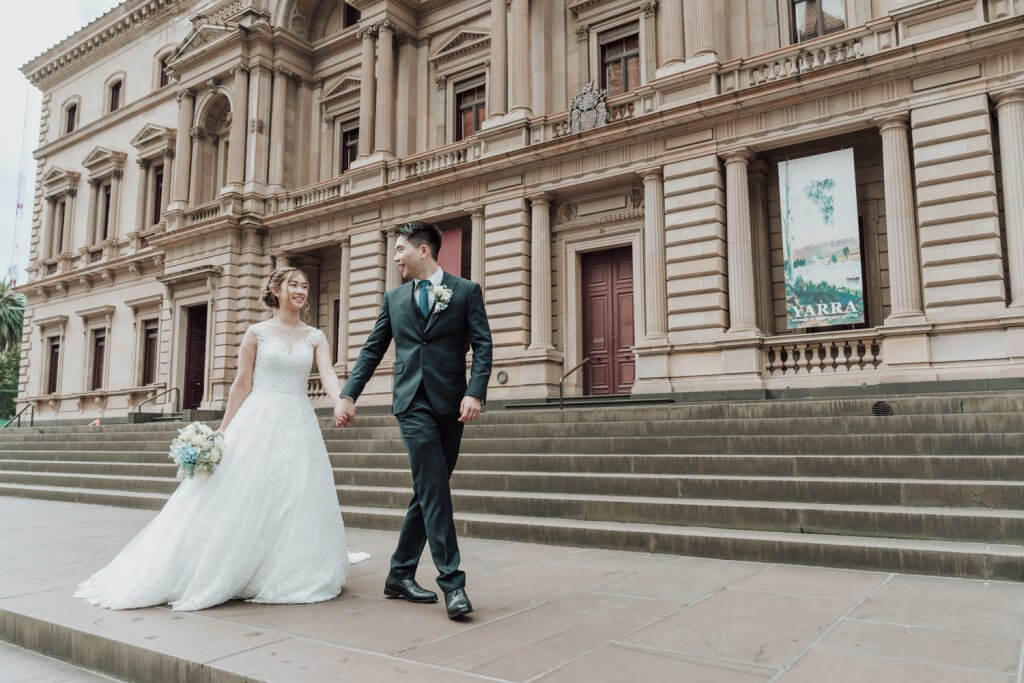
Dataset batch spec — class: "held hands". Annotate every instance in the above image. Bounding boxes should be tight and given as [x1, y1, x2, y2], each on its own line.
[459, 396, 482, 423]
[335, 396, 356, 427]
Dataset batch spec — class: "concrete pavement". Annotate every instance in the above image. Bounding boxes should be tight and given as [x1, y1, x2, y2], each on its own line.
[1, 496, 1023, 682]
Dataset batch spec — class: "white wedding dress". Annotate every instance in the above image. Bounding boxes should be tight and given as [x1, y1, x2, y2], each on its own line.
[76, 320, 367, 611]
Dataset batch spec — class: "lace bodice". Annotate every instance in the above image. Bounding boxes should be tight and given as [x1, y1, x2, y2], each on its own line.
[250, 320, 322, 396]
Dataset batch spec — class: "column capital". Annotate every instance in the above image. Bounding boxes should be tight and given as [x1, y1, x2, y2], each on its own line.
[722, 148, 754, 166]
[575, 24, 590, 41]
[435, 75, 447, 91]
[378, 20, 395, 34]
[874, 112, 910, 132]
[640, 0, 658, 17]
[175, 88, 195, 102]
[357, 24, 378, 40]
[528, 193, 552, 206]
[230, 64, 250, 78]
[638, 167, 663, 182]
[992, 88, 1024, 109]
[470, 206, 485, 218]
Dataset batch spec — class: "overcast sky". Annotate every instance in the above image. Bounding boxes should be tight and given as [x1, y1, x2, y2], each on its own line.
[0, 0, 121, 285]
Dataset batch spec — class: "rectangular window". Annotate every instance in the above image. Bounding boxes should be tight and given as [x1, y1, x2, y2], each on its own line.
[53, 199, 66, 256]
[90, 330, 106, 391]
[340, 124, 359, 172]
[65, 104, 77, 134]
[454, 77, 486, 141]
[792, 0, 847, 43]
[159, 57, 170, 88]
[101, 183, 112, 241]
[600, 27, 641, 96]
[152, 165, 164, 225]
[343, 3, 361, 28]
[47, 337, 60, 394]
[110, 81, 122, 112]
[141, 318, 159, 385]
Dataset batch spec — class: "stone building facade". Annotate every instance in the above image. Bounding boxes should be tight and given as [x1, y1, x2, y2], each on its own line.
[15, 0, 1024, 420]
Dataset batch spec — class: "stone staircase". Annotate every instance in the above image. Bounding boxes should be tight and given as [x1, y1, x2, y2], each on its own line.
[1, 392, 1022, 580]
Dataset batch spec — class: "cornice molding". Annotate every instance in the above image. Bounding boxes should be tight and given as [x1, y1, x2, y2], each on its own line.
[20, 0, 183, 87]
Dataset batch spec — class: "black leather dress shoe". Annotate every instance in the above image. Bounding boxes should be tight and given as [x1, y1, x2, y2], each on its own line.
[384, 576, 438, 603]
[444, 588, 473, 619]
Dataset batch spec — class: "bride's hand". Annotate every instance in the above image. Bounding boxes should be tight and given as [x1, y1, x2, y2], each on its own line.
[335, 396, 356, 427]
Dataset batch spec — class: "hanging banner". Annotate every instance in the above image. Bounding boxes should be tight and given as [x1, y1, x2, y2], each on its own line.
[779, 148, 865, 330]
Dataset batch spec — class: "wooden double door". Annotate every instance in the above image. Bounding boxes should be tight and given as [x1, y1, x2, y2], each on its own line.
[580, 247, 635, 396]
[182, 304, 207, 410]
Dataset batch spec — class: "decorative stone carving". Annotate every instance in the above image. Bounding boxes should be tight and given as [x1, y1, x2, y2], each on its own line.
[575, 25, 590, 41]
[568, 81, 609, 134]
[641, 0, 658, 17]
[556, 202, 578, 223]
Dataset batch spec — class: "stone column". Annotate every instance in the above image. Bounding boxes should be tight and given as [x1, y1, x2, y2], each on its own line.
[41, 199, 54, 259]
[749, 160, 773, 334]
[994, 89, 1024, 309]
[245, 65, 271, 188]
[528, 194, 553, 350]
[337, 238, 351, 367]
[160, 151, 173, 216]
[88, 180, 100, 245]
[268, 67, 289, 193]
[61, 192, 75, 253]
[306, 80, 320, 183]
[641, 0, 658, 81]
[374, 22, 395, 156]
[691, 0, 717, 60]
[171, 90, 194, 206]
[659, 0, 684, 70]
[227, 65, 249, 190]
[877, 114, 924, 320]
[319, 118, 333, 180]
[724, 150, 759, 334]
[574, 25, 590, 97]
[357, 26, 377, 159]
[385, 229, 399, 290]
[508, 0, 531, 116]
[188, 130, 202, 205]
[489, 0, 507, 118]
[109, 170, 122, 240]
[470, 207, 486, 294]
[134, 161, 148, 232]
[641, 169, 669, 341]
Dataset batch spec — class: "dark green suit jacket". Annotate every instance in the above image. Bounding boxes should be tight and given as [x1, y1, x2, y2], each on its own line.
[341, 272, 493, 415]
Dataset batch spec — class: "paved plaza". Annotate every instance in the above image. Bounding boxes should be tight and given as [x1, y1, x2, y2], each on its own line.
[1, 496, 1023, 682]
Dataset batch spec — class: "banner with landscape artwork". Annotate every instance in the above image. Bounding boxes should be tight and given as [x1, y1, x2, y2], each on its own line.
[779, 148, 865, 330]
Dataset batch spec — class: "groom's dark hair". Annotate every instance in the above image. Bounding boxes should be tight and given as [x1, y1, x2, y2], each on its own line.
[398, 221, 443, 261]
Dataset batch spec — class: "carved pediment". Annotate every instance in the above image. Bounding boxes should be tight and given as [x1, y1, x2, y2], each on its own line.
[82, 146, 128, 174]
[41, 167, 80, 196]
[170, 23, 240, 63]
[131, 124, 176, 161]
[321, 76, 361, 107]
[430, 29, 490, 65]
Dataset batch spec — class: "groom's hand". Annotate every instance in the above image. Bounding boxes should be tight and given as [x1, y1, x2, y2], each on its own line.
[335, 396, 356, 427]
[458, 396, 482, 423]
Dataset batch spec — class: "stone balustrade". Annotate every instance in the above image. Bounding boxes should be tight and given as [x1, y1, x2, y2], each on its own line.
[763, 331, 882, 376]
[398, 139, 483, 180]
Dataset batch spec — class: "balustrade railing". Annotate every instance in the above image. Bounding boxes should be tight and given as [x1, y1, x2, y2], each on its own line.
[307, 374, 326, 400]
[763, 332, 882, 376]
[183, 199, 222, 225]
[399, 139, 483, 179]
[288, 179, 349, 211]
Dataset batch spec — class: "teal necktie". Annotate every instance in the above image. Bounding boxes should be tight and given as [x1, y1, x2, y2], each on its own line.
[417, 280, 430, 317]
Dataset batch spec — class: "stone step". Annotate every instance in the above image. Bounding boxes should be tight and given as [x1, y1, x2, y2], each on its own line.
[334, 468, 1024, 507]
[336, 485, 1024, 544]
[6, 453, 1024, 480]
[0, 482, 1021, 580]
[323, 432, 1024, 455]
[331, 452, 1024, 479]
[4, 467, 1022, 509]
[338, 506, 1024, 581]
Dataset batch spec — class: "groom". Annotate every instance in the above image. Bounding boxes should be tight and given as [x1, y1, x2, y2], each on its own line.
[336, 221, 492, 619]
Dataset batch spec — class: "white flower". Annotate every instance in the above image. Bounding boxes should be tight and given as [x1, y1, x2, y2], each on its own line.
[430, 283, 454, 312]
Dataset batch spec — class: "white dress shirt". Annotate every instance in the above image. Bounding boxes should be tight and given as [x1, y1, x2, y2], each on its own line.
[413, 268, 445, 311]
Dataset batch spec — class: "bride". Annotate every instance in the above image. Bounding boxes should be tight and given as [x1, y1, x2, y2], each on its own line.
[76, 267, 367, 611]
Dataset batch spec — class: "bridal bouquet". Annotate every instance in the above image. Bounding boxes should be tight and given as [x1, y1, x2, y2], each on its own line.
[169, 422, 225, 479]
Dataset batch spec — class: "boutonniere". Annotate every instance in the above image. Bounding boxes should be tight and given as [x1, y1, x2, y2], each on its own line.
[430, 283, 453, 312]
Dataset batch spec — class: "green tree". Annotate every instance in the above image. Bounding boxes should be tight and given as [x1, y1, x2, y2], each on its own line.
[0, 280, 26, 353]
[0, 346, 19, 420]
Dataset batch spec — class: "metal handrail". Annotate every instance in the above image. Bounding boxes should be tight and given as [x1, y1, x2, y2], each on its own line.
[136, 386, 180, 415]
[558, 357, 591, 411]
[5, 402, 34, 428]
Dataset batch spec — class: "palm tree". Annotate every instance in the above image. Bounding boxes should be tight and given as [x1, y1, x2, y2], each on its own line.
[0, 280, 26, 353]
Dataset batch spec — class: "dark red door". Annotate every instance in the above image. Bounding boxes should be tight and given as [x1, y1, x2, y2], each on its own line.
[581, 247, 635, 395]
[183, 304, 208, 409]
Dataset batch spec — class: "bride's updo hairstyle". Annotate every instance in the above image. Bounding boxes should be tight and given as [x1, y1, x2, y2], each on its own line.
[262, 267, 308, 310]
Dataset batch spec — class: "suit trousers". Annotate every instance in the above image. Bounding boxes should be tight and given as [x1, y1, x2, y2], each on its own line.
[389, 383, 466, 592]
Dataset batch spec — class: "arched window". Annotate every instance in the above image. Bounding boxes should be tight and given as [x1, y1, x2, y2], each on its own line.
[61, 96, 81, 135]
[194, 93, 232, 204]
[154, 46, 175, 89]
[104, 72, 126, 114]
